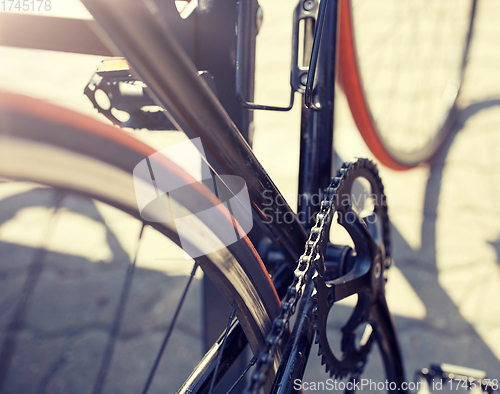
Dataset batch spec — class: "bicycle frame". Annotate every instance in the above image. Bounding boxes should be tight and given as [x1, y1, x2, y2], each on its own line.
[77, 0, 339, 258]
[78, 0, 341, 389]
[0, 0, 407, 390]
[0, 0, 334, 269]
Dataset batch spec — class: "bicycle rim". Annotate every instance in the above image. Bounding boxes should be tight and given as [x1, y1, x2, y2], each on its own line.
[339, 0, 477, 169]
[0, 92, 281, 393]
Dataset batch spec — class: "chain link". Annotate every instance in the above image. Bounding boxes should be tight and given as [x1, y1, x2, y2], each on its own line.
[244, 160, 359, 393]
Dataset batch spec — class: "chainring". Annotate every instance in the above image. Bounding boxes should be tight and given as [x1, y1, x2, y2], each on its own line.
[245, 158, 395, 393]
[312, 158, 392, 378]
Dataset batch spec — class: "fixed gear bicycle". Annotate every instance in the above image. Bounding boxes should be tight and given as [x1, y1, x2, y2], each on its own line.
[0, 0, 490, 392]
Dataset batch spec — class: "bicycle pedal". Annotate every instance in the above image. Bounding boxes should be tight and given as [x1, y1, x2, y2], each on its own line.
[416, 363, 498, 393]
[84, 58, 175, 130]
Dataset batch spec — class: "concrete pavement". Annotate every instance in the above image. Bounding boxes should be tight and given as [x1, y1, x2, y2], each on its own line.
[0, 0, 500, 392]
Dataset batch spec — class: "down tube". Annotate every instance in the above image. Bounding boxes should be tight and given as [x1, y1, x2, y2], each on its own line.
[81, 0, 307, 265]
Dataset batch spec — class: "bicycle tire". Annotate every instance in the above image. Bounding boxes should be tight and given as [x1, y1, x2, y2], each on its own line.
[0, 91, 281, 393]
[338, 0, 477, 169]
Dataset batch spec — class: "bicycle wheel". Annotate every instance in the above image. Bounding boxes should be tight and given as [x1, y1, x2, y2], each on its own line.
[338, 0, 477, 169]
[0, 91, 281, 393]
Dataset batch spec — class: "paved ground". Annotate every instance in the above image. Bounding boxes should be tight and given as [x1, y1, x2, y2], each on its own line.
[0, 0, 500, 392]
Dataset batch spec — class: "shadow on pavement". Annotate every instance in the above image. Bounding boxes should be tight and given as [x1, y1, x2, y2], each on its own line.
[394, 98, 500, 378]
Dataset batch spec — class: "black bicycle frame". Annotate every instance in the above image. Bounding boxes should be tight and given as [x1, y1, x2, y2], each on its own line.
[0, 0, 334, 273]
[1, 0, 403, 390]
[79, 0, 337, 390]
[81, 0, 307, 262]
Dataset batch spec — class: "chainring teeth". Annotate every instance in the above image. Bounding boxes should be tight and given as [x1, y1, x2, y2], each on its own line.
[246, 158, 391, 392]
[313, 158, 391, 379]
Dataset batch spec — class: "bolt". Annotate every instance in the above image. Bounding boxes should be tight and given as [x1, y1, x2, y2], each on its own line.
[300, 73, 308, 86]
[303, 0, 315, 11]
[256, 6, 264, 34]
[374, 262, 381, 279]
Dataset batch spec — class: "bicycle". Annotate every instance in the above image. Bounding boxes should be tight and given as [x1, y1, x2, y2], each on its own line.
[0, 0, 481, 392]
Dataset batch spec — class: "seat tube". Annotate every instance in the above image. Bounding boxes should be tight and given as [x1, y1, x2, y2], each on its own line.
[195, 0, 259, 145]
[297, 0, 339, 230]
[196, 0, 261, 388]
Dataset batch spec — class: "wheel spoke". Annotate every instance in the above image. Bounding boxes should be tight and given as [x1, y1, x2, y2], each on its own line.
[178, 320, 249, 394]
[208, 304, 237, 394]
[345, 0, 476, 167]
[93, 224, 146, 394]
[226, 354, 258, 394]
[142, 260, 200, 394]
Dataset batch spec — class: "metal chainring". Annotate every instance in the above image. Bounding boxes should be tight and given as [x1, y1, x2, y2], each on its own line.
[245, 158, 391, 393]
[312, 158, 392, 378]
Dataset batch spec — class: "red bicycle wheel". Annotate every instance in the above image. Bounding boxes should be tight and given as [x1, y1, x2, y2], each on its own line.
[338, 0, 477, 170]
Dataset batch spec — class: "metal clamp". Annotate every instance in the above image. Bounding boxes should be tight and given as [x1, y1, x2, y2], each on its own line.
[304, 0, 329, 109]
[236, 0, 320, 111]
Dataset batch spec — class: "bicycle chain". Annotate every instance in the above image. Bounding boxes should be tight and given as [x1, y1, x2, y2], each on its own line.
[313, 157, 391, 379]
[245, 158, 376, 393]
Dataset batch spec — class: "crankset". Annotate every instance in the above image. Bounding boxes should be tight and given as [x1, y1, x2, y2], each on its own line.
[312, 158, 396, 378]
[245, 158, 405, 393]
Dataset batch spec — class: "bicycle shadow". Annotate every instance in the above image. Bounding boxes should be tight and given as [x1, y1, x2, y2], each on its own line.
[0, 188, 202, 393]
[393, 98, 500, 379]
